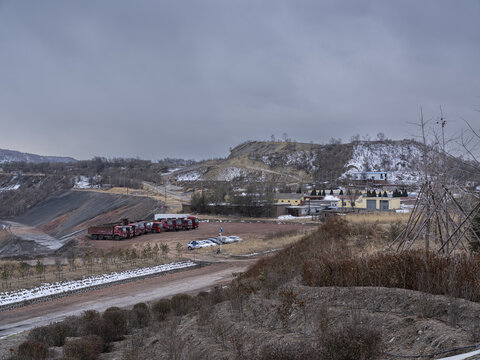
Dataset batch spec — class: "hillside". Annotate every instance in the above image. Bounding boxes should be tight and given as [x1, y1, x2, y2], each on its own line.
[0, 190, 158, 258]
[173, 139, 430, 185]
[0, 148, 76, 164]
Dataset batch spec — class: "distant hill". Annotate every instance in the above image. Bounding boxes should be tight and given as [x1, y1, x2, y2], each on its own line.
[172, 139, 431, 185]
[0, 148, 77, 164]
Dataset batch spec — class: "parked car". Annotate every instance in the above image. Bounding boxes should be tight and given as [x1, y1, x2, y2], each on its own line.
[187, 241, 201, 250]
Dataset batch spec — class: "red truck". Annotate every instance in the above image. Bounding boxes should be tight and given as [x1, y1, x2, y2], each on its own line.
[128, 222, 142, 237]
[88, 224, 129, 240]
[174, 218, 183, 231]
[188, 216, 199, 229]
[151, 221, 164, 233]
[163, 219, 174, 231]
[182, 219, 193, 230]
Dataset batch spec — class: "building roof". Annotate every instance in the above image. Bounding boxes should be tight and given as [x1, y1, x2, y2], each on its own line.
[274, 193, 304, 200]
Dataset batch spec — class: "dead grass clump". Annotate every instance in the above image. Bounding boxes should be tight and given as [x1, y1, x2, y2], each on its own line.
[129, 302, 151, 328]
[170, 293, 194, 316]
[63, 335, 104, 360]
[102, 307, 128, 340]
[152, 299, 172, 321]
[318, 323, 383, 360]
[28, 322, 71, 347]
[15, 340, 48, 360]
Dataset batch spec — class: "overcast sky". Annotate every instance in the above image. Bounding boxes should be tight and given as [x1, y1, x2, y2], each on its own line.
[0, 1, 478, 161]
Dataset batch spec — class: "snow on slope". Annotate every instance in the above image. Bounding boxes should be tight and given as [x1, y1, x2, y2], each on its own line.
[342, 142, 423, 184]
[0, 184, 20, 192]
[0, 261, 196, 307]
[176, 171, 202, 181]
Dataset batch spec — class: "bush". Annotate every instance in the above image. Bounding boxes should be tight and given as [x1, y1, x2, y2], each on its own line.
[152, 299, 172, 321]
[28, 322, 71, 346]
[170, 294, 193, 316]
[129, 302, 151, 328]
[63, 335, 104, 360]
[102, 307, 127, 339]
[318, 324, 383, 360]
[17, 340, 48, 360]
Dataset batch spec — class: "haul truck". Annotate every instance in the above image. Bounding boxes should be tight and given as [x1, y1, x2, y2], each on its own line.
[88, 224, 129, 240]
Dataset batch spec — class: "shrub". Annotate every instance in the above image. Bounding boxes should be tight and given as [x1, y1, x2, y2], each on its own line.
[28, 322, 71, 346]
[152, 299, 172, 321]
[318, 324, 383, 360]
[129, 302, 151, 328]
[63, 335, 104, 360]
[16, 340, 48, 360]
[170, 293, 193, 316]
[102, 307, 127, 339]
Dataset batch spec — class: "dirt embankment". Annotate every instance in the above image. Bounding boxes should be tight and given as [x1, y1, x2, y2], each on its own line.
[14, 190, 159, 238]
[0, 190, 159, 258]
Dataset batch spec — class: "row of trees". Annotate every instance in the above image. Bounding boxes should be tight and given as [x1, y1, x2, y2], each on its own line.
[191, 183, 276, 217]
[0, 242, 184, 290]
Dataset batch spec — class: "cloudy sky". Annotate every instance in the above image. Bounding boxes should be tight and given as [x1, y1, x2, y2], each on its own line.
[0, 1, 478, 160]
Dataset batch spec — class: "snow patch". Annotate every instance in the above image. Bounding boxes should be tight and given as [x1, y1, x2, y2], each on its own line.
[176, 171, 201, 181]
[0, 261, 196, 307]
[0, 184, 20, 192]
[74, 176, 91, 189]
[278, 215, 311, 220]
[342, 143, 423, 184]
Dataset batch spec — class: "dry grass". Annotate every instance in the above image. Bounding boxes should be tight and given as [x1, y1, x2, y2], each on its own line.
[190, 229, 313, 257]
[345, 211, 410, 225]
[225, 230, 309, 256]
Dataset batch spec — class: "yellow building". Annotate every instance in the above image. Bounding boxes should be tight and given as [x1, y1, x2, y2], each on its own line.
[338, 196, 400, 211]
[275, 193, 304, 206]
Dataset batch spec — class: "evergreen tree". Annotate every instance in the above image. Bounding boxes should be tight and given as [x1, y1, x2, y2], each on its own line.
[367, 190, 371, 197]
[339, 189, 344, 195]
[311, 188, 317, 196]
[322, 189, 326, 196]
[329, 189, 333, 195]
[371, 190, 377, 197]
[402, 189, 408, 197]
[383, 191, 388, 197]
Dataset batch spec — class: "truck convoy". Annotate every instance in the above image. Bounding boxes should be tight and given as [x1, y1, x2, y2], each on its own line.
[88, 214, 199, 240]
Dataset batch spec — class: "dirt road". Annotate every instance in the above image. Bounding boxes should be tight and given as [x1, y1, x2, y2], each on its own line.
[0, 259, 253, 340]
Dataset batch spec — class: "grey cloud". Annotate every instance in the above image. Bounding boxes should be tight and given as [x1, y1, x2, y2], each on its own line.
[0, 0, 478, 160]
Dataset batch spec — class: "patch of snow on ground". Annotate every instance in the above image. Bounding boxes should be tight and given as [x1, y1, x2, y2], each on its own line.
[176, 171, 201, 181]
[0, 261, 196, 307]
[220, 167, 244, 181]
[278, 215, 311, 220]
[74, 176, 91, 189]
[0, 184, 20, 192]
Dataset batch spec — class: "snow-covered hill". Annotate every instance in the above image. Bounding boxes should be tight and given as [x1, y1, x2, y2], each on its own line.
[342, 141, 424, 184]
[0, 149, 76, 164]
[173, 140, 426, 184]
